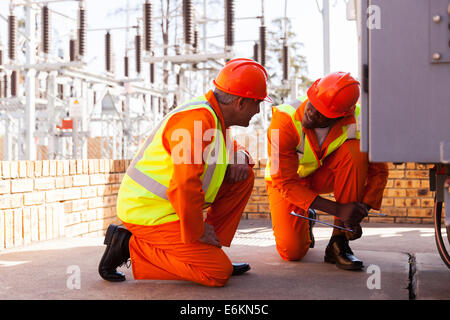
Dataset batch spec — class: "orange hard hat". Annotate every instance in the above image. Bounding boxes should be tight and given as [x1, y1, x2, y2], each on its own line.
[307, 72, 360, 118]
[213, 58, 272, 103]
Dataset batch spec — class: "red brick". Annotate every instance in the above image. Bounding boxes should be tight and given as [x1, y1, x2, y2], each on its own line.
[11, 179, 34, 193]
[63, 187, 82, 201]
[45, 206, 53, 240]
[26, 161, 34, 177]
[18, 161, 27, 178]
[76, 160, 83, 174]
[42, 160, 50, 176]
[65, 212, 81, 226]
[23, 192, 45, 205]
[55, 177, 65, 189]
[34, 177, 55, 190]
[10, 162, 18, 178]
[38, 206, 46, 241]
[82, 186, 97, 198]
[63, 161, 70, 176]
[34, 161, 42, 177]
[30, 207, 39, 242]
[56, 160, 64, 176]
[405, 170, 428, 179]
[90, 174, 107, 185]
[405, 198, 420, 207]
[72, 175, 90, 186]
[0, 180, 11, 194]
[49, 160, 57, 176]
[4, 210, 13, 248]
[0, 210, 4, 249]
[71, 199, 89, 212]
[13, 208, 23, 246]
[81, 209, 97, 222]
[69, 160, 77, 175]
[22, 207, 31, 245]
[407, 208, 432, 217]
[1, 162, 10, 178]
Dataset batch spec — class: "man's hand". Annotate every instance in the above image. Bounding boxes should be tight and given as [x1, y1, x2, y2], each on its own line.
[224, 151, 249, 183]
[198, 222, 221, 248]
[336, 202, 368, 240]
[336, 202, 368, 226]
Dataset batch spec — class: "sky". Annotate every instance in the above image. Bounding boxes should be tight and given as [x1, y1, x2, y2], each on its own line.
[0, 0, 359, 84]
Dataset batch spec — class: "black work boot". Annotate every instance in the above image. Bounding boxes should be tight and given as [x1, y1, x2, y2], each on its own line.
[324, 235, 363, 270]
[308, 208, 316, 248]
[98, 224, 132, 282]
[231, 263, 251, 276]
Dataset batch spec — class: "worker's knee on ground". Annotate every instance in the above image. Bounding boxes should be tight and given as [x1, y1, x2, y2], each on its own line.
[201, 261, 233, 287]
[276, 240, 310, 261]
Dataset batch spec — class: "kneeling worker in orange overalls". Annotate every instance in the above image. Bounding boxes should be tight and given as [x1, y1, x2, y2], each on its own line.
[265, 72, 388, 270]
[98, 58, 272, 286]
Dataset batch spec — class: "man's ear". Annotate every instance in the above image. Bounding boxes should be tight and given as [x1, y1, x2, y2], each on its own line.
[236, 97, 245, 111]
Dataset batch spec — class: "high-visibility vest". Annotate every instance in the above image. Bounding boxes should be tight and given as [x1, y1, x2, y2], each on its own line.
[265, 97, 360, 180]
[117, 95, 230, 226]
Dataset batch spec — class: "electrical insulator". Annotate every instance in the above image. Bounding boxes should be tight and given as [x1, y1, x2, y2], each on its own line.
[69, 38, 76, 61]
[8, 15, 16, 61]
[0, 48, 3, 66]
[3, 74, 7, 97]
[182, 0, 194, 45]
[124, 55, 129, 77]
[105, 31, 112, 72]
[135, 34, 142, 74]
[150, 62, 155, 83]
[253, 42, 259, 63]
[259, 25, 267, 67]
[282, 43, 289, 81]
[42, 5, 50, 54]
[78, 4, 86, 57]
[225, 0, 235, 47]
[143, 0, 153, 52]
[58, 84, 64, 100]
[193, 29, 199, 53]
[10, 71, 17, 97]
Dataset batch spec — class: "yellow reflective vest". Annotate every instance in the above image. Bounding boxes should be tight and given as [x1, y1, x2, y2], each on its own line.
[265, 97, 360, 180]
[117, 95, 230, 226]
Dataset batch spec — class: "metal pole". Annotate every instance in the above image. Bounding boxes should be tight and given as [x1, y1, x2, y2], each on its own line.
[24, 3, 37, 160]
[322, 0, 330, 75]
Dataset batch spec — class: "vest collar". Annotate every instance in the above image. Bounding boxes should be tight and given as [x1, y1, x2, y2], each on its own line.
[294, 98, 357, 158]
[205, 90, 227, 138]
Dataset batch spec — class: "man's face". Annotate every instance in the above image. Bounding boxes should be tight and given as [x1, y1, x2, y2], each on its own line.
[238, 98, 262, 127]
[302, 101, 335, 129]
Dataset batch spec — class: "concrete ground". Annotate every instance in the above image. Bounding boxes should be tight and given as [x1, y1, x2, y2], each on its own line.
[0, 219, 449, 300]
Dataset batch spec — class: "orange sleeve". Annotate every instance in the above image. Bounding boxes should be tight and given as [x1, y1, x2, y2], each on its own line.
[163, 108, 217, 244]
[267, 111, 318, 212]
[362, 162, 389, 210]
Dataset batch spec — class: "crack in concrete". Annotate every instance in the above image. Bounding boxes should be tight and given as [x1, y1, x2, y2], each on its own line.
[407, 253, 417, 300]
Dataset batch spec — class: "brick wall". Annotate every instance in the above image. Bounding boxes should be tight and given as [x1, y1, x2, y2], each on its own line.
[0, 159, 442, 250]
[244, 160, 440, 224]
[0, 159, 126, 250]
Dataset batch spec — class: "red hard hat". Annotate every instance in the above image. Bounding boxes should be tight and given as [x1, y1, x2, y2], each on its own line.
[307, 72, 360, 118]
[213, 58, 272, 103]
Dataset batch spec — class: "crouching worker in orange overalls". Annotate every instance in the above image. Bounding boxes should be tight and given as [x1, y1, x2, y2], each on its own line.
[265, 72, 388, 270]
[98, 58, 272, 286]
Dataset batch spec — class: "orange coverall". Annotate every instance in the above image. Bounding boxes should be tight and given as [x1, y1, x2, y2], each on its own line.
[122, 90, 254, 287]
[266, 100, 388, 261]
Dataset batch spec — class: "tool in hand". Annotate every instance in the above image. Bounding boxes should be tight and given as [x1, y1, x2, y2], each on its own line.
[290, 211, 354, 233]
[290, 211, 388, 232]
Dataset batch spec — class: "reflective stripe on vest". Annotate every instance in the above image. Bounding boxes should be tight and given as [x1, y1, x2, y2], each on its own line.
[126, 100, 223, 200]
[118, 96, 229, 226]
[265, 99, 361, 180]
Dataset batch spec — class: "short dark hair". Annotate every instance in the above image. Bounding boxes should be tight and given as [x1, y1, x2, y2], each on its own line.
[213, 88, 240, 105]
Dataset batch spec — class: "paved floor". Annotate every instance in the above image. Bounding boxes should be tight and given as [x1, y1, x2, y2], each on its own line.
[0, 219, 448, 300]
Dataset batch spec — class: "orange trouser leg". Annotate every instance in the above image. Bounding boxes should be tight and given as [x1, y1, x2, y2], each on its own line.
[122, 166, 254, 287]
[267, 184, 312, 261]
[205, 166, 255, 247]
[310, 139, 369, 235]
[268, 140, 369, 260]
[123, 220, 234, 287]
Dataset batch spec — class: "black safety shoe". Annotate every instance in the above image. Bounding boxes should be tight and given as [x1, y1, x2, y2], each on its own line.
[231, 263, 251, 276]
[308, 208, 316, 248]
[324, 235, 363, 271]
[98, 224, 132, 282]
